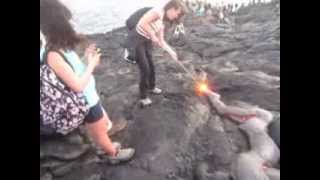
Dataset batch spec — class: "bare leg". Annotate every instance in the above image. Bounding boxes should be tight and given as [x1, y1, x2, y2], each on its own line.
[102, 109, 113, 132]
[85, 114, 117, 156]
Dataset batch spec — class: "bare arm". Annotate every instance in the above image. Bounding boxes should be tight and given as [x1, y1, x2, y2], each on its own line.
[156, 24, 178, 60]
[158, 24, 165, 47]
[158, 24, 172, 51]
[47, 51, 100, 93]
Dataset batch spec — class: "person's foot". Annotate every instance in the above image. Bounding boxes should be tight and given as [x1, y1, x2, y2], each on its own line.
[108, 118, 128, 136]
[112, 142, 122, 150]
[123, 48, 136, 64]
[108, 148, 135, 165]
[150, 87, 162, 94]
[140, 97, 152, 107]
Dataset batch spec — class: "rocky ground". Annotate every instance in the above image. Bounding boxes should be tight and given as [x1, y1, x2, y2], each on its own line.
[40, 1, 280, 180]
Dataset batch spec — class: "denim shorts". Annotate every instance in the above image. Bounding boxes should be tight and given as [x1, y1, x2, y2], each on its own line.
[84, 101, 104, 124]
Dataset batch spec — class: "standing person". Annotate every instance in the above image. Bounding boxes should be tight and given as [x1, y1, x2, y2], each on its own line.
[124, 0, 187, 107]
[40, 0, 134, 164]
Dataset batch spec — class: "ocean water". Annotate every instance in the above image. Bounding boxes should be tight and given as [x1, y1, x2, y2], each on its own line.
[58, 0, 272, 35]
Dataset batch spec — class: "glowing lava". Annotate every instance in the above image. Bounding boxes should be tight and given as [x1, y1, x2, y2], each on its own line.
[198, 83, 209, 93]
[195, 81, 210, 96]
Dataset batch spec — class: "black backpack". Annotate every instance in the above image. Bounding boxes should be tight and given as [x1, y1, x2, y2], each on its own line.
[40, 49, 89, 136]
[126, 7, 152, 30]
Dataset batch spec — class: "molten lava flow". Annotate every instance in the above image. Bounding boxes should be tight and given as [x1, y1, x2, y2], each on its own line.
[195, 80, 210, 96]
[198, 82, 209, 93]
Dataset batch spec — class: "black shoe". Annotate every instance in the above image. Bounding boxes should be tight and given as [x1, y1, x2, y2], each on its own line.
[123, 48, 136, 64]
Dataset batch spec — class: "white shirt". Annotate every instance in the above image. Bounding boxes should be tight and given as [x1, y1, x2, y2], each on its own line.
[136, 7, 165, 40]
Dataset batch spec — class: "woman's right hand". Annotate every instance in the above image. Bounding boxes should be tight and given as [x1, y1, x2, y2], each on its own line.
[151, 35, 161, 47]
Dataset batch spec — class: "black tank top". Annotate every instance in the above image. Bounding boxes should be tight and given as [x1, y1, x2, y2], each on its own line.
[126, 7, 152, 30]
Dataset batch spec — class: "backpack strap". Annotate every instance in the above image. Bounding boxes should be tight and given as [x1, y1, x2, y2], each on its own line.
[41, 49, 76, 90]
[126, 7, 152, 30]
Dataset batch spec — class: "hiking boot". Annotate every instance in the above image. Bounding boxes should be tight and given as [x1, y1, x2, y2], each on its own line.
[108, 148, 135, 165]
[108, 118, 128, 136]
[140, 97, 152, 107]
[123, 48, 136, 64]
[150, 87, 162, 94]
[113, 142, 122, 150]
[96, 142, 122, 156]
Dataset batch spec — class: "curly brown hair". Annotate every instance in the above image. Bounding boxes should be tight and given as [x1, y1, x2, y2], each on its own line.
[40, 0, 85, 51]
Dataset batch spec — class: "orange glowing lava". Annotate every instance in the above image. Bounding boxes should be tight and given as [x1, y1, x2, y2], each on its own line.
[198, 83, 209, 93]
[195, 81, 210, 96]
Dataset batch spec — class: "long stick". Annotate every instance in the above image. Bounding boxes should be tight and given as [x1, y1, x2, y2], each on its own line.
[162, 44, 197, 81]
[171, 57, 197, 81]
